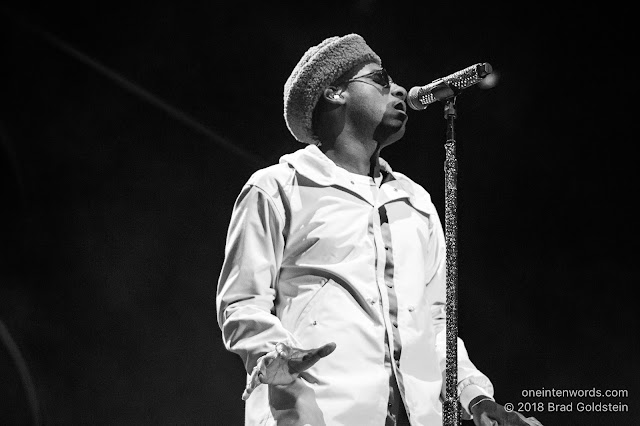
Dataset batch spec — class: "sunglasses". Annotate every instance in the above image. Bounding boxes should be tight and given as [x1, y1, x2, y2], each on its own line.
[344, 68, 393, 89]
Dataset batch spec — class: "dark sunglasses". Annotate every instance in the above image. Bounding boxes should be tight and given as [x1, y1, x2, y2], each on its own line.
[345, 68, 393, 89]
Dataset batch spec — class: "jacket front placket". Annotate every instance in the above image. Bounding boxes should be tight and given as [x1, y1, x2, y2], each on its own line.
[374, 178, 414, 424]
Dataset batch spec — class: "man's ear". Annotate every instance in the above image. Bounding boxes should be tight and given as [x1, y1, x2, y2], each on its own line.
[323, 87, 345, 105]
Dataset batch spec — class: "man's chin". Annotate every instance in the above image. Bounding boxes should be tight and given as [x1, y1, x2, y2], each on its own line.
[376, 126, 406, 149]
[374, 116, 408, 145]
[392, 119, 408, 139]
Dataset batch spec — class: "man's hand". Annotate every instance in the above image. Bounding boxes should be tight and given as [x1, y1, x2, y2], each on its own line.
[242, 342, 336, 400]
[471, 397, 543, 426]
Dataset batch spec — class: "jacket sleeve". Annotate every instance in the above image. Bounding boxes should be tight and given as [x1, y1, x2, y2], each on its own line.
[216, 183, 296, 373]
[425, 210, 495, 418]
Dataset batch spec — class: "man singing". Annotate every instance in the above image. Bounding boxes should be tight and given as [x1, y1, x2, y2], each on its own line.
[216, 33, 542, 426]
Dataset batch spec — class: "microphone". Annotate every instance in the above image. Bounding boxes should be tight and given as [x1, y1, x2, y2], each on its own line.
[407, 63, 493, 110]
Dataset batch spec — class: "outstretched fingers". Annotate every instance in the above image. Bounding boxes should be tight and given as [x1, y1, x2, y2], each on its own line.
[242, 352, 274, 401]
[241, 342, 337, 400]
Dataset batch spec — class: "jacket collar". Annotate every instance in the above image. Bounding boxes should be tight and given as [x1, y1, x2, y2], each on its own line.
[279, 145, 437, 216]
[279, 144, 394, 187]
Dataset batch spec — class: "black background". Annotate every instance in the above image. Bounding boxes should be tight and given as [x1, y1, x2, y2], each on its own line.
[1, 1, 637, 425]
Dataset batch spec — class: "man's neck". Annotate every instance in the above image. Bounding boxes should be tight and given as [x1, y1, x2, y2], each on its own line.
[321, 140, 381, 178]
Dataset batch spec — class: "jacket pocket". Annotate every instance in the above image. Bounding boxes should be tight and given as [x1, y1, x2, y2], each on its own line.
[291, 277, 331, 335]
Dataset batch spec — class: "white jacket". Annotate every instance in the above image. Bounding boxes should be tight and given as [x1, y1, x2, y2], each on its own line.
[217, 145, 493, 425]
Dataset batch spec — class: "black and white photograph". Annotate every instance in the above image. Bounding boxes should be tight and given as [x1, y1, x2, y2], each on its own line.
[1, 2, 636, 425]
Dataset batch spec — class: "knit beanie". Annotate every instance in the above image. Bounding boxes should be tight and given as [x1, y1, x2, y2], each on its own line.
[283, 34, 381, 145]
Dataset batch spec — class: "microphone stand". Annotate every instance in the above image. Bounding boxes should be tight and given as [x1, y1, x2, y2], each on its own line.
[442, 96, 461, 426]
[414, 79, 462, 425]
[409, 65, 492, 425]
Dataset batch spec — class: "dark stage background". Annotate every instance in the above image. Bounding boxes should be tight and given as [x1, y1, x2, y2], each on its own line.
[1, 2, 637, 425]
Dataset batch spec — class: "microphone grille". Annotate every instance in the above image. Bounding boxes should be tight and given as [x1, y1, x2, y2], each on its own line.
[407, 86, 435, 110]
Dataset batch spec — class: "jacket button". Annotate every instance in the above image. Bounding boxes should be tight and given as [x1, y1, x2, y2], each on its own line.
[408, 306, 415, 312]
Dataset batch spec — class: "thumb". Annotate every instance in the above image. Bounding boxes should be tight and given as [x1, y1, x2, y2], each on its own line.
[288, 342, 337, 374]
[315, 342, 337, 358]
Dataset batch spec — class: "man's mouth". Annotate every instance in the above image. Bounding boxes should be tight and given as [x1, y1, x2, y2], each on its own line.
[393, 101, 407, 113]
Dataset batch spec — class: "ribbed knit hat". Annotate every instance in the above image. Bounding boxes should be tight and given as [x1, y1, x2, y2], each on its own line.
[283, 34, 381, 145]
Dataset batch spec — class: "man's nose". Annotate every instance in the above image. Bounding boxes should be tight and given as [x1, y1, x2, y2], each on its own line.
[391, 83, 407, 101]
